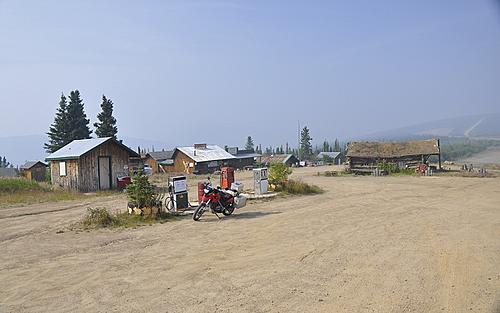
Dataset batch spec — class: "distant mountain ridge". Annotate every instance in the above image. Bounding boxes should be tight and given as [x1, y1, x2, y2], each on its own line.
[363, 113, 500, 140]
[2, 113, 499, 167]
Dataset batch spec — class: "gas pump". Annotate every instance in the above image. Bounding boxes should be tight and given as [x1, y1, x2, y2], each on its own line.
[169, 176, 189, 211]
[220, 167, 235, 189]
[253, 168, 269, 195]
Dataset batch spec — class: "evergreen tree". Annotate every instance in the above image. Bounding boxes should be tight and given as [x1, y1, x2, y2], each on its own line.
[44, 93, 71, 153]
[94, 95, 118, 139]
[255, 144, 262, 154]
[322, 140, 330, 152]
[334, 138, 340, 151]
[66, 90, 92, 141]
[1, 156, 11, 168]
[299, 126, 313, 159]
[314, 145, 321, 155]
[245, 136, 255, 151]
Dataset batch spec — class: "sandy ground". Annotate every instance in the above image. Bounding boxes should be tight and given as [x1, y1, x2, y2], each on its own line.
[0, 167, 499, 313]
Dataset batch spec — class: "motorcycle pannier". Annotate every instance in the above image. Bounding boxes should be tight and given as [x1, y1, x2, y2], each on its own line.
[235, 195, 247, 209]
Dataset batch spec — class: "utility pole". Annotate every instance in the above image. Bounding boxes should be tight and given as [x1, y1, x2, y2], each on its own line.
[297, 120, 301, 162]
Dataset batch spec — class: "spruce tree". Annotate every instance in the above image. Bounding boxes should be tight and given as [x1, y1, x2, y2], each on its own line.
[334, 138, 340, 152]
[94, 95, 118, 139]
[66, 90, 92, 141]
[300, 126, 313, 159]
[45, 93, 71, 153]
[322, 140, 330, 152]
[245, 136, 255, 151]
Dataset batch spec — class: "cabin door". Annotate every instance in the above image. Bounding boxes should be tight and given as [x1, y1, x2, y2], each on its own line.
[98, 156, 112, 190]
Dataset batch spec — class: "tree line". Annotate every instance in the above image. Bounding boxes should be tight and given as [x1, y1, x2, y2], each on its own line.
[0, 156, 13, 168]
[45, 90, 118, 153]
[244, 126, 345, 160]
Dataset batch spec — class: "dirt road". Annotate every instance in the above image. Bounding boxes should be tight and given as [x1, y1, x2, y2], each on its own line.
[1, 168, 499, 312]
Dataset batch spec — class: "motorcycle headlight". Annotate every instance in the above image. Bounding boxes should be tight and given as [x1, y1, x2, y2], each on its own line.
[204, 188, 210, 194]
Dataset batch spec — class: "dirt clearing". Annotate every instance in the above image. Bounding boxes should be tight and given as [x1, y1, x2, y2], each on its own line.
[0, 167, 499, 313]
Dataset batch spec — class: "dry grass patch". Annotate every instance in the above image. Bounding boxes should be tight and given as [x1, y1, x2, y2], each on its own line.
[0, 178, 120, 207]
[274, 179, 324, 195]
[79, 207, 178, 230]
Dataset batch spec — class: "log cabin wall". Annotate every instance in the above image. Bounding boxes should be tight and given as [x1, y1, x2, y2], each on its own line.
[78, 141, 132, 192]
[173, 151, 195, 174]
[143, 156, 160, 173]
[159, 164, 175, 173]
[227, 157, 255, 169]
[348, 155, 429, 170]
[50, 160, 79, 190]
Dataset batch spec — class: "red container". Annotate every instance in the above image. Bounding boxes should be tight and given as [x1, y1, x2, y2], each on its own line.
[117, 176, 131, 189]
[220, 167, 235, 189]
[198, 182, 205, 203]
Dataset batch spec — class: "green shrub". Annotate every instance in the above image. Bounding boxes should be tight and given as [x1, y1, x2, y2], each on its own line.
[269, 163, 292, 187]
[377, 162, 415, 175]
[126, 171, 155, 208]
[377, 162, 400, 174]
[275, 179, 323, 195]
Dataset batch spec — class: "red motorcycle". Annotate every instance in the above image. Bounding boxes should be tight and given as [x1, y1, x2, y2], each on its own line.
[193, 181, 242, 221]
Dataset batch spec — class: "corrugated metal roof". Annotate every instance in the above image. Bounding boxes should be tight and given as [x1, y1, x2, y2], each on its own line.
[46, 137, 139, 161]
[20, 161, 47, 169]
[317, 152, 340, 159]
[147, 151, 174, 161]
[233, 152, 261, 159]
[176, 145, 236, 163]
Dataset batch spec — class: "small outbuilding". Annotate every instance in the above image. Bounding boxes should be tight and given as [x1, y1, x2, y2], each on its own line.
[259, 154, 299, 167]
[346, 138, 441, 173]
[143, 151, 175, 174]
[316, 152, 342, 165]
[171, 144, 236, 174]
[45, 137, 140, 192]
[20, 161, 47, 182]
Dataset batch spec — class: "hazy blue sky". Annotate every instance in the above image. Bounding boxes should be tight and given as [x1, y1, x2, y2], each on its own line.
[1, 0, 500, 149]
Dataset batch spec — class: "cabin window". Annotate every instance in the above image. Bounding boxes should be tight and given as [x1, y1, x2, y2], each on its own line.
[59, 161, 66, 176]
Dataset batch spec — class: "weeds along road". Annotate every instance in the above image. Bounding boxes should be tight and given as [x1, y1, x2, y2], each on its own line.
[0, 168, 499, 313]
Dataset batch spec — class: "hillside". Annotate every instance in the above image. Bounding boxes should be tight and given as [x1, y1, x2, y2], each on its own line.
[365, 113, 500, 140]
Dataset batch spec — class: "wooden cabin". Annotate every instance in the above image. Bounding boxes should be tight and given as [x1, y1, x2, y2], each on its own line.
[346, 139, 441, 173]
[45, 137, 140, 192]
[20, 161, 47, 182]
[171, 144, 236, 174]
[316, 152, 342, 165]
[226, 147, 260, 169]
[143, 151, 175, 173]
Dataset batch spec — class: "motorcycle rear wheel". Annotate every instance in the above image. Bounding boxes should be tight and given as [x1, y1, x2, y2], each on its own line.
[193, 203, 206, 221]
[222, 205, 235, 216]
